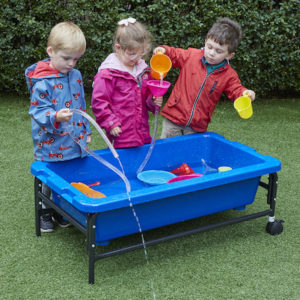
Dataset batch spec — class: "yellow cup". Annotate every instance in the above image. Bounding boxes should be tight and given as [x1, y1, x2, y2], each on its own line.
[150, 52, 172, 80]
[234, 95, 253, 119]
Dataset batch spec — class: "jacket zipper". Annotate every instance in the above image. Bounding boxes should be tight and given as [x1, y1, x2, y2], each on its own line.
[137, 67, 150, 88]
[185, 68, 224, 127]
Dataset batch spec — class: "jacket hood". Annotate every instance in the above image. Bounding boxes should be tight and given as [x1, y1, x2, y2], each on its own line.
[25, 58, 63, 91]
[98, 53, 148, 76]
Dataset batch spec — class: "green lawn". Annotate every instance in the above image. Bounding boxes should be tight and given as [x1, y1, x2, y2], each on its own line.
[1, 95, 299, 299]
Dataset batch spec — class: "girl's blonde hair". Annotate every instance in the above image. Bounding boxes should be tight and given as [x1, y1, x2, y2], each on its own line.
[47, 22, 86, 53]
[113, 19, 151, 54]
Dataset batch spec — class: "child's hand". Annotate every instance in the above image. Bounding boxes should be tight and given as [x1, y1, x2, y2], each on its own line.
[56, 108, 73, 122]
[87, 134, 91, 143]
[153, 47, 165, 55]
[110, 126, 122, 137]
[153, 96, 163, 107]
[243, 90, 255, 102]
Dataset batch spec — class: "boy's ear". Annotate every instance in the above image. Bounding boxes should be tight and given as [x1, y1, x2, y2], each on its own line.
[46, 46, 53, 57]
[226, 52, 235, 60]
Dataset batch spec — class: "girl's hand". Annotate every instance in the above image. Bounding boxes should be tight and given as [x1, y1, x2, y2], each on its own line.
[56, 108, 73, 122]
[153, 47, 165, 55]
[243, 90, 256, 102]
[110, 126, 122, 137]
[153, 96, 163, 107]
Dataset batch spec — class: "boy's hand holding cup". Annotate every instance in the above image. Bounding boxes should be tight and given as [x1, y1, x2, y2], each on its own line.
[243, 90, 255, 102]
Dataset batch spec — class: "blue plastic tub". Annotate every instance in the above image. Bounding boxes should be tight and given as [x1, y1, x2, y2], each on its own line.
[31, 132, 281, 245]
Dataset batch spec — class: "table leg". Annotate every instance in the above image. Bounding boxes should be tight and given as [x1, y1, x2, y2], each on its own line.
[34, 177, 42, 237]
[87, 213, 97, 284]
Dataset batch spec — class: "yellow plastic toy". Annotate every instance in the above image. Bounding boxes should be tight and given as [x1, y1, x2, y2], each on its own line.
[71, 182, 106, 198]
[218, 166, 232, 172]
[234, 95, 253, 119]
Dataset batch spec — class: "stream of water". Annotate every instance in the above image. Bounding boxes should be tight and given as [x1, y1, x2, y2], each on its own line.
[65, 109, 157, 299]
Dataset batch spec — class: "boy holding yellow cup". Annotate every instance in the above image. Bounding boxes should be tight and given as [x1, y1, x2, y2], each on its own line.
[154, 17, 255, 138]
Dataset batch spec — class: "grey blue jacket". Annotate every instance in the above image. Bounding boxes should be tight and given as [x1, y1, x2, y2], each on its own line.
[25, 58, 91, 162]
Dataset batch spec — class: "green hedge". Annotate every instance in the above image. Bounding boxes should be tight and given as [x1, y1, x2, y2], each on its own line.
[1, 0, 299, 97]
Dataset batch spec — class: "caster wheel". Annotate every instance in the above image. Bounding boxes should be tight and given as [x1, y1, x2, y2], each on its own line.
[266, 220, 284, 235]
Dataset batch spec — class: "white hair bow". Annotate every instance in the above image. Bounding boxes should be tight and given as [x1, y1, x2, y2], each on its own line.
[118, 17, 136, 27]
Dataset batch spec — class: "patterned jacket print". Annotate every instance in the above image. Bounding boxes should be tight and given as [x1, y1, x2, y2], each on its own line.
[25, 59, 91, 162]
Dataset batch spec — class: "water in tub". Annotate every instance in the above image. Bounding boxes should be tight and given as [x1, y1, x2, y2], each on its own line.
[66, 109, 157, 299]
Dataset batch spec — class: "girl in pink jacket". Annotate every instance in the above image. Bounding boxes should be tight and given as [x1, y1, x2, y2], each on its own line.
[92, 18, 162, 148]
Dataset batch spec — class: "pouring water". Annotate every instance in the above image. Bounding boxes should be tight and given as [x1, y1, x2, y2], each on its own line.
[160, 73, 164, 86]
[65, 109, 156, 299]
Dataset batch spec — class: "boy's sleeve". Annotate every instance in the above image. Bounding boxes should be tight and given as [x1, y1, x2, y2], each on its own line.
[223, 69, 247, 101]
[91, 72, 121, 133]
[29, 81, 61, 131]
[162, 45, 190, 69]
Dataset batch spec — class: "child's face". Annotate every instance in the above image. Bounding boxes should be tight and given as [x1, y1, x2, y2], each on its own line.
[115, 44, 146, 69]
[47, 47, 84, 74]
[204, 38, 234, 65]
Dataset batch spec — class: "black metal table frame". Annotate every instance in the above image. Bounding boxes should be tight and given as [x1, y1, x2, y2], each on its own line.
[34, 172, 283, 284]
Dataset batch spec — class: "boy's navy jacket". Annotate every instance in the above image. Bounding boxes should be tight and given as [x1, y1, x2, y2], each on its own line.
[25, 58, 91, 162]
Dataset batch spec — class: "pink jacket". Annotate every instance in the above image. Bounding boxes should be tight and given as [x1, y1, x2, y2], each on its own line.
[92, 54, 156, 148]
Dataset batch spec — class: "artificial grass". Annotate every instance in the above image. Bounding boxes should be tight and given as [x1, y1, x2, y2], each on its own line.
[0, 95, 299, 299]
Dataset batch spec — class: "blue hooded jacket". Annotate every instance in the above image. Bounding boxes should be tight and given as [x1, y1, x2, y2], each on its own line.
[25, 58, 91, 162]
